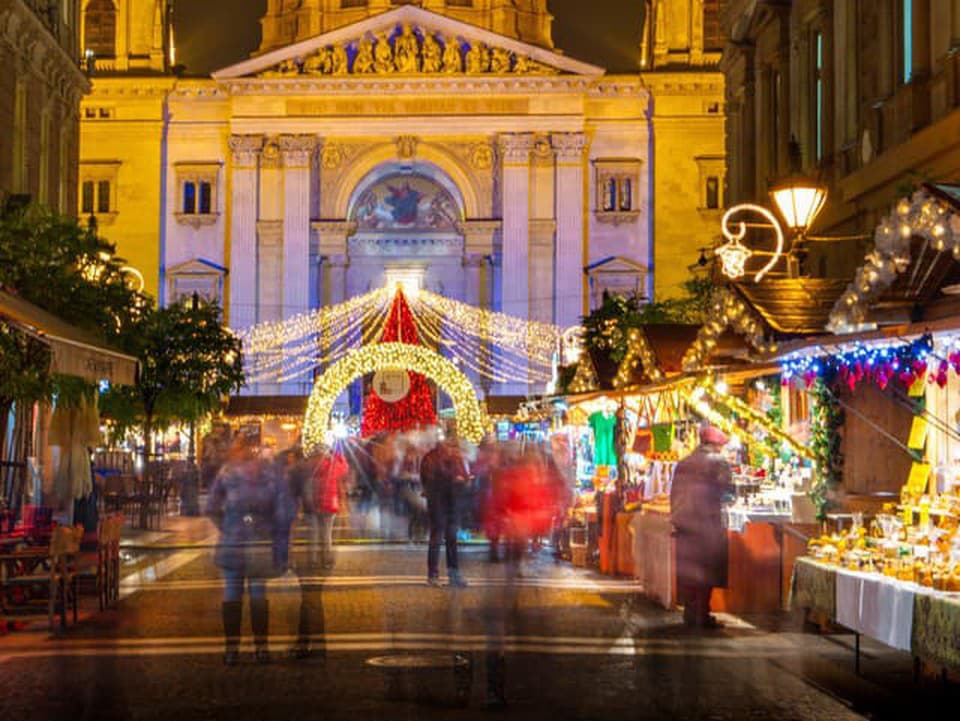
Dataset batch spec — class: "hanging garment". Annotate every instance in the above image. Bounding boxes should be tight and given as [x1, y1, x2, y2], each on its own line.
[589, 411, 618, 467]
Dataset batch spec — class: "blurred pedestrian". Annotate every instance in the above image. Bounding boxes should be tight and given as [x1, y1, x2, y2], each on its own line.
[312, 445, 350, 570]
[670, 424, 733, 629]
[207, 437, 293, 665]
[421, 431, 469, 587]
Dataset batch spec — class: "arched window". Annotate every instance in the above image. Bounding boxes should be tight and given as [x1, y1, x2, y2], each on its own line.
[84, 0, 117, 58]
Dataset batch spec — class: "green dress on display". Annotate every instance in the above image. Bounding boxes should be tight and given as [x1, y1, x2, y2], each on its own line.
[589, 411, 618, 467]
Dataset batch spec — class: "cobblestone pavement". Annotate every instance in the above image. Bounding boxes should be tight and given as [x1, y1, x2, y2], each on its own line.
[0, 539, 957, 721]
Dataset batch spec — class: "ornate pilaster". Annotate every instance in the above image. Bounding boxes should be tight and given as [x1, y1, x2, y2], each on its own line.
[280, 135, 319, 394]
[498, 133, 534, 323]
[529, 219, 557, 326]
[228, 135, 264, 331]
[312, 220, 357, 307]
[551, 132, 588, 328]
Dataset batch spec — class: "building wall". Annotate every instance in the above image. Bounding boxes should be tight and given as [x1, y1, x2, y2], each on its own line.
[722, 0, 960, 279]
[79, 78, 172, 299]
[641, 1, 728, 299]
[1, 0, 88, 214]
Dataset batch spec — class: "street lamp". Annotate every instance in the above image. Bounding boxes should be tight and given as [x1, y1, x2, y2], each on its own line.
[769, 175, 828, 235]
[715, 173, 829, 282]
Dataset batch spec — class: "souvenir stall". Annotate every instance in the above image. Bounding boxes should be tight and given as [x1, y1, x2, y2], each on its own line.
[786, 331, 960, 673]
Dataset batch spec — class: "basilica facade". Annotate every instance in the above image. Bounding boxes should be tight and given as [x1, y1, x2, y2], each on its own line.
[79, 1, 724, 398]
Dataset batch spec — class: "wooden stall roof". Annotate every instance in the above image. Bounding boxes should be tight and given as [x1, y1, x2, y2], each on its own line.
[225, 395, 308, 417]
[484, 395, 526, 417]
[734, 278, 849, 335]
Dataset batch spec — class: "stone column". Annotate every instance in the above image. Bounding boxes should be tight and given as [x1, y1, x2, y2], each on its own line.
[529, 219, 557, 326]
[280, 135, 318, 320]
[552, 132, 588, 329]
[498, 133, 533, 321]
[227, 135, 263, 332]
[279, 135, 318, 394]
[313, 221, 356, 307]
[256, 219, 284, 395]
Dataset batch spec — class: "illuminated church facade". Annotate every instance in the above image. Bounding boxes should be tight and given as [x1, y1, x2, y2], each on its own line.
[79, 1, 724, 397]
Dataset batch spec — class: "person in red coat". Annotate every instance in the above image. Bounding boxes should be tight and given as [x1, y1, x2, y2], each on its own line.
[312, 446, 350, 570]
[670, 424, 733, 629]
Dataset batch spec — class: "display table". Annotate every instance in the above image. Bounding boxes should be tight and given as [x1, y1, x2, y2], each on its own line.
[632, 505, 675, 609]
[793, 557, 960, 672]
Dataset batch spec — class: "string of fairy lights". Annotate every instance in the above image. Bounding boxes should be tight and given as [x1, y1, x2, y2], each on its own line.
[237, 286, 563, 386]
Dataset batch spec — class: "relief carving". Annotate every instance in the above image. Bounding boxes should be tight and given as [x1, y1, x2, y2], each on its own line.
[395, 135, 419, 159]
[258, 25, 557, 78]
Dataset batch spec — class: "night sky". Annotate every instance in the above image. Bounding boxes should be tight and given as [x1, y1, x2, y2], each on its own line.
[174, 1, 643, 76]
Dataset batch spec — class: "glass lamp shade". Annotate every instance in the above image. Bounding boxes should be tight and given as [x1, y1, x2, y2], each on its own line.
[770, 179, 828, 233]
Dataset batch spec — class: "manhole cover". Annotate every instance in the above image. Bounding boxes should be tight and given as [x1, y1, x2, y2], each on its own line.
[366, 654, 470, 670]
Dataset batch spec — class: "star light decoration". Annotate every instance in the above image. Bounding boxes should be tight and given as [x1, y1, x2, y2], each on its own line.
[681, 288, 777, 373]
[614, 327, 664, 389]
[302, 342, 487, 454]
[828, 190, 960, 333]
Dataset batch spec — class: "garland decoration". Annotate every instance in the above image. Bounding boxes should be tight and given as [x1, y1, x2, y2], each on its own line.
[809, 377, 844, 520]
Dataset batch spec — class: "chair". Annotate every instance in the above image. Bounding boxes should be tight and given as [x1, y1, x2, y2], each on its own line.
[0, 524, 83, 630]
[76, 514, 123, 611]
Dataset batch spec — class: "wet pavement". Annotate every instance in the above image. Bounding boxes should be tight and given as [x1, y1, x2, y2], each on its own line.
[0, 520, 957, 721]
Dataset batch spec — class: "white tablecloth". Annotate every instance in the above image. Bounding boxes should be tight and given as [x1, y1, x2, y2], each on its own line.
[835, 568, 915, 652]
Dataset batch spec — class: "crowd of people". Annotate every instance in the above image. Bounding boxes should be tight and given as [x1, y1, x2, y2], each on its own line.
[204, 428, 577, 665]
[204, 421, 734, 669]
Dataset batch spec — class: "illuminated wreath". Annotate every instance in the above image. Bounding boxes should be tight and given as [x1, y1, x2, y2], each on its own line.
[303, 342, 487, 452]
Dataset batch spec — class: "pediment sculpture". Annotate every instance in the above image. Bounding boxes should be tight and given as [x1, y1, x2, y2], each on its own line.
[261, 23, 557, 78]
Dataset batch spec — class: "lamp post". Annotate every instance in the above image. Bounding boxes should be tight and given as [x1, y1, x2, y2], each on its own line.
[715, 174, 828, 282]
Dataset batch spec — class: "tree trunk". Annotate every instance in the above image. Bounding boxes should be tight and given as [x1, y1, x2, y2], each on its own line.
[143, 413, 154, 468]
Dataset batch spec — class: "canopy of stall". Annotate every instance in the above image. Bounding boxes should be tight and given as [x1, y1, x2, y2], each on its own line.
[0, 288, 137, 386]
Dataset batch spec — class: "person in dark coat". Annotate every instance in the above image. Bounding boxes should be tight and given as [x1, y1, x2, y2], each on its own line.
[421, 432, 469, 587]
[670, 424, 734, 629]
[206, 437, 294, 665]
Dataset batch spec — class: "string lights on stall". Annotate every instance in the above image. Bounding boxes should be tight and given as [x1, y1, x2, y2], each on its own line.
[614, 327, 664, 388]
[681, 288, 778, 373]
[828, 190, 960, 333]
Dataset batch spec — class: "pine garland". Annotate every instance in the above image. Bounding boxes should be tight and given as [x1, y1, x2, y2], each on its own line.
[810, 377, 844, 520]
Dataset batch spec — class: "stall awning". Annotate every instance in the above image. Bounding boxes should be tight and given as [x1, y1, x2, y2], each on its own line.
[0, 289, 137, 386]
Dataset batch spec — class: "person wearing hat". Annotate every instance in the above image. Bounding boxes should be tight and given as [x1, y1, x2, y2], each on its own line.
[670, 424, 734, 629]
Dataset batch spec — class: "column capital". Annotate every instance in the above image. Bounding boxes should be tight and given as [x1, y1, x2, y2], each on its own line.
[279, 134, 320, 168]
[551, 132, 589, 162]
[229, 134, 264, 168]
[257, 219, 284, 245]
[457, 219, 501, 255]
[312, 220, 357, 255]
[498, 133, 535, 164]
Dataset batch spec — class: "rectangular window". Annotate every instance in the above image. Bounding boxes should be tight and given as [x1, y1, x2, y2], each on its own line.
[82, 181, 95, 214]
[97, 180, 111, 213]
[199, 181, 212, 214]
[706, 177, 720, 209]
[814, 31, 824, 162]
[12, 80, 27, 193]
[183, 181, 196, 214]
[619, 178, 632, 211]
[39, 110, 51, 205]
[903, 0, 914, 84]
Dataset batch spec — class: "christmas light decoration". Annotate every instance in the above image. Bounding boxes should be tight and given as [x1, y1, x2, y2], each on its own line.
[568, 352, 599, 394]
[302, 342, 487, 453]
[699, 382, 814, 459]
[829, 190, 960, 333]
[718, 203, 787, 282]
[681, 288, 777, 373]
[614, 327, 664, 388]
[781, 335, 934, 392]
[360, 290, 437, 437]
